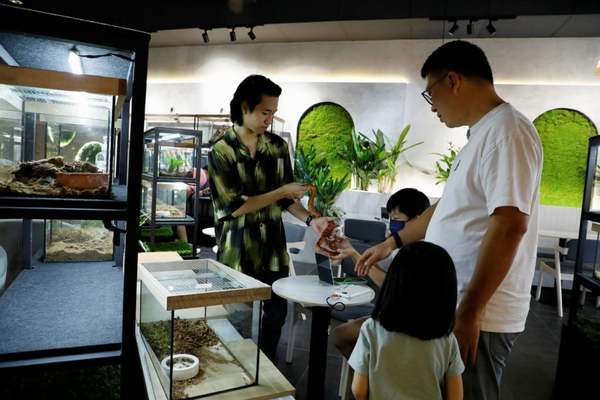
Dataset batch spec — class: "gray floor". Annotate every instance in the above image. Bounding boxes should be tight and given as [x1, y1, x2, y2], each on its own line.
[275, 261, 565, 400]
[0, 261, 122, 355]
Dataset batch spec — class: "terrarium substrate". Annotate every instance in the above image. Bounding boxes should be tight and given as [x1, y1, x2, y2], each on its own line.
[142, 318, 253, 399]
[0, 157, 109, 197]
[46, 226, 113, 262]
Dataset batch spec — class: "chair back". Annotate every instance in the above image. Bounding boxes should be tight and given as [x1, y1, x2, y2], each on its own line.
[566, 239, 600, 264]
[344, 219, 386, 243]
[283, 222, 306, 243]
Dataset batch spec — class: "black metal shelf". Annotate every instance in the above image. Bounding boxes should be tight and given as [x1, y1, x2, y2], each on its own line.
[581, 211, 600, 224]
[152, 215, 195, 225]
[0, 345, 121, 369]
[141, 174, 196, 184]
[575, 272, 600, 295]
[0, 185, 128, 220]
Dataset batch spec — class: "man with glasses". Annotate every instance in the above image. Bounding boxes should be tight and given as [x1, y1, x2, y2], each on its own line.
[357, 40, 543, 400]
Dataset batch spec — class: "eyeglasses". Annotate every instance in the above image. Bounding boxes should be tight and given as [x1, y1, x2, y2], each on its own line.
[421, 73, 448, 105]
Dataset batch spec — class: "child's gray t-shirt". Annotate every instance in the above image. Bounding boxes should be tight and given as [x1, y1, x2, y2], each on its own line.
[348, 318, 464, 400]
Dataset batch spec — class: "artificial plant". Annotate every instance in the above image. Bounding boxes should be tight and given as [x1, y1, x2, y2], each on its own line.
[294, 145, 350, 217]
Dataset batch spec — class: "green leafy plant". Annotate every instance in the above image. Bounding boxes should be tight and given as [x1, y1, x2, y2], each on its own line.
[375, 126, 423, 192]
[340, 129, 389, 191]
[294, 145, 350, 217]
[168, 157, 185, 174]
[140, 226, 174, 239]
[75, 142, 103, 164]
[144, 239, 193, 256]
[433, 142, 460, 184]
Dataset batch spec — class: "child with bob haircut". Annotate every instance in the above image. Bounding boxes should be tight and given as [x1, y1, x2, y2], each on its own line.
[349, 241, 464, 400]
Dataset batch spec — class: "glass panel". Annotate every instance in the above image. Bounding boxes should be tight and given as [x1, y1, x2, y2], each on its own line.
[141, 181, 190, 221]
[0, 84, 112, 197]
[165, 301, 259, 399]
[143, 135, 155, 176]
[591, 148, 600, 212]
[0, 219, 122, 356]
[158, 141, 195, 178]
[153, 262, 243, 294]
[140, 281, 173, 400]
[45, 220, 114, 262]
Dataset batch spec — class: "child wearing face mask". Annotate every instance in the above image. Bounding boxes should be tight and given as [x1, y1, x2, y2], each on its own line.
[331, 187, 430, 359]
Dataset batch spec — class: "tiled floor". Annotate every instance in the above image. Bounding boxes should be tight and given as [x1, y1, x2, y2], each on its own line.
[273, 271, 567, 400]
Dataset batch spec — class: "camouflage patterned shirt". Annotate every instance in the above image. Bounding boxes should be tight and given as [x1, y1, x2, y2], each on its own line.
[208, 128, 294, 275]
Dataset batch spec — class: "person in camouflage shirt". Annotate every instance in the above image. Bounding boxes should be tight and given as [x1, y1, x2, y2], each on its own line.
[208, 75, 330, 361]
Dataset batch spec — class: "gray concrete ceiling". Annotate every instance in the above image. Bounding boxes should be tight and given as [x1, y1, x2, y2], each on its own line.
[150, 14, 600, 48]
[0, 32, 133, 79]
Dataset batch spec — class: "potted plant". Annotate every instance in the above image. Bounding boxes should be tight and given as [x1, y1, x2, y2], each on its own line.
[433, 142, 460, 184]
[341, 129, 388, 191]
[375, 125, 423, 193]
[294, 145, 350, 217]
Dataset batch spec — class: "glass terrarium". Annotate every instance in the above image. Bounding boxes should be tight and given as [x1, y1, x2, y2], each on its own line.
[141, 181, 190, 221]
[590, 147, 600, 212]
[138, 259, 271, 400]
[0, 83, 113, 197]
[44, 219, 114, 262]
[143, 128, 200, 178]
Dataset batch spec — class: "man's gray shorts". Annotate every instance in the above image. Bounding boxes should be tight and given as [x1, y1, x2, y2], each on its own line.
[463, 331, 521, 400]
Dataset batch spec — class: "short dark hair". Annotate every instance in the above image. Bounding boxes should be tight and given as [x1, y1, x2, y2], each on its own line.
[420, 40, 494, 84]
[372, 241, 457, 340]
[386, 188, 430, 219]
[230, 75, 282, 125]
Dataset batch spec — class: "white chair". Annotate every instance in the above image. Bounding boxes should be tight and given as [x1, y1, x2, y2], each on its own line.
[283, 222, 308, 364]
[535, 239, 599, 317]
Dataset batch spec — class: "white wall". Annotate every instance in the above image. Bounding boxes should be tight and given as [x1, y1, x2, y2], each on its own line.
[147, 37, 600, 228]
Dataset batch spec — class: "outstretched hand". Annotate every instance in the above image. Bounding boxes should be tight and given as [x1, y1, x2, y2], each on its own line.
[329, 236, 357, 262]
[355, 239, 395, 276]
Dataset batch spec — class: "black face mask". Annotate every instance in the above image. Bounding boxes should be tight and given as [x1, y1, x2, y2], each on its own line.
[389, 219, 406, 234]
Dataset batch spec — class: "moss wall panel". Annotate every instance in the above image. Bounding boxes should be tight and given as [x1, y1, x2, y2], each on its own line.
[534, 108, 598, 208]
[296, 102, 353, 180]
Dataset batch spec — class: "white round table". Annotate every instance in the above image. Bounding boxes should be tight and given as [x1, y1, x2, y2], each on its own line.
[272, 275, 375, 399]
[272, 275, 374, 307]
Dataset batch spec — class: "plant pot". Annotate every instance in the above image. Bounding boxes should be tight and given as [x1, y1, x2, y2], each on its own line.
[55, 172, 109, 190]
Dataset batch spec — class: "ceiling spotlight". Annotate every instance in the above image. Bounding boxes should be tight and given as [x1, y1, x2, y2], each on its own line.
[201, 29, 209, 43]
[486, 19, 496, 35]
[68, 46, 83, 75]
[248, 26, 256, 41]
[229, 28, 236, 42]
[448, 20, 459, 36]
[8, 0, 24, 5]
[467, 20, 473, 35]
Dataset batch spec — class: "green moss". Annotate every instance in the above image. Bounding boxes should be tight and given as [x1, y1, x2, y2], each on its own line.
[297, 103, 354, 180]
[145, 239, 192, 256]
[534, 109, 598, 207]
[75, 141, 103, 164]
[0, 365, 120, 400]
[574, 315, 600, 352]
[140, 226, 174, 239]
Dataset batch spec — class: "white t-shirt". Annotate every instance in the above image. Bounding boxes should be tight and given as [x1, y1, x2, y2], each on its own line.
[425, 103, 543, 333]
